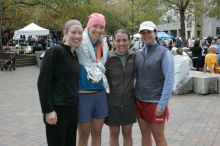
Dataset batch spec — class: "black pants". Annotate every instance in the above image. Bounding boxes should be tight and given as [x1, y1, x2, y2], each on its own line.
[44, 105, 78, 146]
[192, 57, 201, 71]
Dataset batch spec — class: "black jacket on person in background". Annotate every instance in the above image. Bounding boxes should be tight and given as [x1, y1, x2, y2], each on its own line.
[191, 46, 202, 58]
[37, 44, 79, 113]
[105, 50, 135, 106]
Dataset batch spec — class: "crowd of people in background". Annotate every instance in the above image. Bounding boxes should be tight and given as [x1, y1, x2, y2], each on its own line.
[2, 23, 220, 76]
[130, 35, 220, 74]
[1, 31, 62, 53]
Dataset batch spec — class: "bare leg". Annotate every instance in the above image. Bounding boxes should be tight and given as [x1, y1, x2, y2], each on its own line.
[137, 118, 152, 146]
[91, 118, 104, 146]
[122, 124, 133, 146]
[77, 121, 91, 146]
[109, 126, 120, 146]
[150, 123, 167, 146]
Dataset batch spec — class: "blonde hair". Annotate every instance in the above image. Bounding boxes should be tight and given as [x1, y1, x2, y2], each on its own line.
[176, 48, 183, 55]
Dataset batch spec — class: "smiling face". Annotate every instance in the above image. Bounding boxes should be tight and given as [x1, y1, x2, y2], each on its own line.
[64, 25, 83, 48]
[140, 29, 156, 44]
[88, 24, 105, 43]
[114, 32, 130, 55]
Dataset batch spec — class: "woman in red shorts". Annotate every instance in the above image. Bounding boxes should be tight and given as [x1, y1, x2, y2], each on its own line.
[134, 21, 174, 146]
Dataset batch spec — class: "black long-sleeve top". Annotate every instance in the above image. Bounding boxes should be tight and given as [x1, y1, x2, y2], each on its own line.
[190, 46, 202, 58]
[37, 44, 79, 113]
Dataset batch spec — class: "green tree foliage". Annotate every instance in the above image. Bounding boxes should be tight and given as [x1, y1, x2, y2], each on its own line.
[135, 0, 163, 23]
[206, 0, 220, 19]
[87, 0, 128, 34]
[90, 0, 163, 35]
[0, 0, 15, 49]
[1, 0, 164, 34]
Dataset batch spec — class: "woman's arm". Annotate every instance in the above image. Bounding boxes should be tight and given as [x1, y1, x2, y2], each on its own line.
[157, 50, 174, 111]
[37, 49, 55, 114]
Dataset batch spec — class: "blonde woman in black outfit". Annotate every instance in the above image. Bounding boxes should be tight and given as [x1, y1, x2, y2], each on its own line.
[105, 29, 136, 146]
[37, 20, 83, 146]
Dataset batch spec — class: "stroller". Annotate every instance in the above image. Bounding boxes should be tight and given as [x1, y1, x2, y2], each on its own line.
[1, 53, 17, 71]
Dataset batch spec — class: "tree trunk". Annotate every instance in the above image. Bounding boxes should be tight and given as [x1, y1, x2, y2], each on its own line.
[179, 8, 186, 45]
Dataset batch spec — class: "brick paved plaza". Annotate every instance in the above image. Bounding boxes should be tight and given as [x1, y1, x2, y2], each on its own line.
[0, 66, 220, 146]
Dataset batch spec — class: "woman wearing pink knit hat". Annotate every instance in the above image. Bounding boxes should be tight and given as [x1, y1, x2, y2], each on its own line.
[76, 13, 109, 146]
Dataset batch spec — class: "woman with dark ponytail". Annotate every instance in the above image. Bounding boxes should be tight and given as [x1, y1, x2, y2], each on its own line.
[105, 29, 136, 146]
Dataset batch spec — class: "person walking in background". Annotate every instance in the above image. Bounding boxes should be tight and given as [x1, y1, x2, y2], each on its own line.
[135, 21, 174, 146]
[175, 37, 182, 48]
[37, 19, 83, 146]
[105, 29, 136, 146]
[76, 13, 109, 146]
[190, 40, 203, 71]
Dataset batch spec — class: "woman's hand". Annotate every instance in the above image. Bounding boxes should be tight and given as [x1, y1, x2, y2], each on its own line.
[45, 111, 58, 125]
[155, 107, 164, 117]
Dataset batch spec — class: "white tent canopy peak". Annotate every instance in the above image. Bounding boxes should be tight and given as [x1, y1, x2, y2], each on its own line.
[14, 23, 49, 36]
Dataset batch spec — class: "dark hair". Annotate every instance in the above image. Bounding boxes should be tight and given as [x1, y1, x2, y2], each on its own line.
[194, 40, 200, 47]
[140, 29, 160, 44]
[113, 29, 130, 41]
[154, 29, 160, 44]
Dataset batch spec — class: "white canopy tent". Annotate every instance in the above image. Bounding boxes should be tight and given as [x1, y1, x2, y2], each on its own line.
[14, 23, 50, 53]
[14, 23, 49, 36]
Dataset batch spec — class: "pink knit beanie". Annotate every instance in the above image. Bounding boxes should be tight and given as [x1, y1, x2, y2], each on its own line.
[86, 13, 106, 29]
